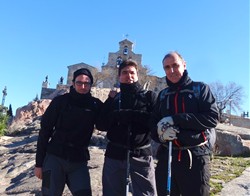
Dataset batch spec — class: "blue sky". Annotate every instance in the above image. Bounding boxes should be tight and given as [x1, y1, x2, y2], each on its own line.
[0, 0, 249, 115]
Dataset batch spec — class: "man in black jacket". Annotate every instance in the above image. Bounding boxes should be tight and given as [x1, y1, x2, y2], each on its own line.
[34, 68, 103, 196]
[96, 59, 157, 196]
[150, 52, 219, 196]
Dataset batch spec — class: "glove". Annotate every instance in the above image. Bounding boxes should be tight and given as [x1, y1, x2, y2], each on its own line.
[157, 116, 174, 127]
[158, 126, 179, 142]
[157, 117, 173, 135]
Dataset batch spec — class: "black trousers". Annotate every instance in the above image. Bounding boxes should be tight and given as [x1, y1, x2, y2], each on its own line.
[155, 147, 210, 196]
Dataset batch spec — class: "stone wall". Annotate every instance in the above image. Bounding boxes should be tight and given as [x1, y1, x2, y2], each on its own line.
[230, 116, 250, 129]
[40, 88, 56, 99]
[91, 87, 110, 102]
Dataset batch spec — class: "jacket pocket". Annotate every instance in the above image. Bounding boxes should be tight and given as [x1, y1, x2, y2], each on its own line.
[177, 130, 206, 146]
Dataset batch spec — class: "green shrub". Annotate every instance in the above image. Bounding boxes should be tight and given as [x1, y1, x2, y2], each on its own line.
[0, 113, 8, 136]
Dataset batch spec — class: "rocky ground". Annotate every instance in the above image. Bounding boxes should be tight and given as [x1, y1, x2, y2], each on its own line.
[210, 156, 250, 196]
[1, 118, 250, 195]
[0, 119, 106, 196]
[219, 167, 250, 196]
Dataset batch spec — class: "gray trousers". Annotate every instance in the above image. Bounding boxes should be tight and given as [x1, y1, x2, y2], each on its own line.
[102, 156, 157, 196]
[42, 153, 92, 196]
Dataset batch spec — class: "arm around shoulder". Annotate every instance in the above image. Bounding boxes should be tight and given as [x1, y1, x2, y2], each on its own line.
[95, 96, 115, 132]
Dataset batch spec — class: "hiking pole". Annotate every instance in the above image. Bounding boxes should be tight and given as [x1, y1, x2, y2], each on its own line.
[167, 141, 172, 196]
[126, 124, 131, 196]
[126, 146, 130, 196]
[117, 94, 131, 196]
[161, 122, 173, 195]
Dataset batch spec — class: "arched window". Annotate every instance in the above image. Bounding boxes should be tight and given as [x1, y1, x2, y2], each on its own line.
[123, 46, 128, 55]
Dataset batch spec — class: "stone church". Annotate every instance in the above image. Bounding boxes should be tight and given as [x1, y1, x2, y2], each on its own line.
[40, 38, 166, 101]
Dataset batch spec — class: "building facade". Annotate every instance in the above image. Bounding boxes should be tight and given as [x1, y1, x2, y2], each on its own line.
[40, 39, 166, 100]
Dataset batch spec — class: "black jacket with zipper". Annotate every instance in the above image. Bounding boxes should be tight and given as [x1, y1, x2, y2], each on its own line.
[150, 70, 219, 156]
[96, 82, 157, 160]
[35, 87, 103, 167]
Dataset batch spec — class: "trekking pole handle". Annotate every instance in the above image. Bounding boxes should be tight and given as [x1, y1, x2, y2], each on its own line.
[126, 124, 131, 196]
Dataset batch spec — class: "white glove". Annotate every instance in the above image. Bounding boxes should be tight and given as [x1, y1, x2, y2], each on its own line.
[157, 116, 174, 126]
[158, 126, 179, 142]
[157, 116, 174, 135]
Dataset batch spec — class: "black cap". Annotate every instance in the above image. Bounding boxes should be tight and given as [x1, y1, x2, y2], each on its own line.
[73, 68, 93, 84]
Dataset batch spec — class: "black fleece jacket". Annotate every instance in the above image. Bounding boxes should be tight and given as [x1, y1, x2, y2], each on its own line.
[35, 87, 103, 167]
[150, 70, 219, 155]
[96, 82, 157, 160]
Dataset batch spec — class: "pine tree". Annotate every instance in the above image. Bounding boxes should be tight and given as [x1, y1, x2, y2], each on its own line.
[7, 104, 13, 117]
[33, 94, 39, 101]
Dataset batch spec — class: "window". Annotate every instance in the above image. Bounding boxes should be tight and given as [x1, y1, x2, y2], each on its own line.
[123, 46, 128, 55]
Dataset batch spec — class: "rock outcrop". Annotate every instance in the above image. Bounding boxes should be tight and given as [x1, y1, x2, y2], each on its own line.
[215, 124, 250, 156]
[8, 100, 51, 135]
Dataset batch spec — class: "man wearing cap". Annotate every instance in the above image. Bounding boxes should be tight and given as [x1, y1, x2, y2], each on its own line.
[34, 68, 103, 196]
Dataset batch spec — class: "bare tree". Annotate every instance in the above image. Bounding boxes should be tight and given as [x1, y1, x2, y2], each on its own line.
[209, 81, 244, 121]
[138, 64, 156, 89]
[91, 67, 115, 87]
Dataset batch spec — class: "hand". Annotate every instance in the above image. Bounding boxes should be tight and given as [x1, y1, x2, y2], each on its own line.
[109, 89, 120, 98]
[34, 167, 42, 180]
[159, 126, 179, 142]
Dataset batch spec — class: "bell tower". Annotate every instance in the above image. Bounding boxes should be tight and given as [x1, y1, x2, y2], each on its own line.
[100, 38, 143, 88]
